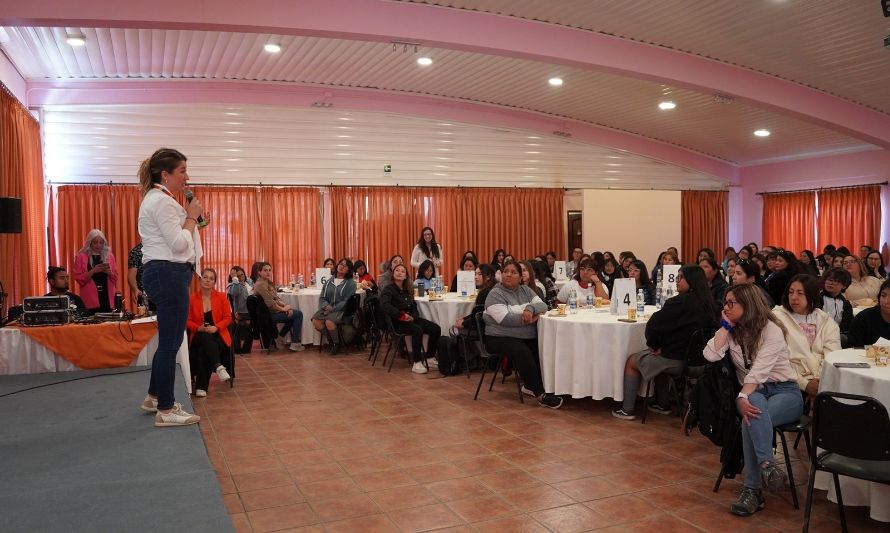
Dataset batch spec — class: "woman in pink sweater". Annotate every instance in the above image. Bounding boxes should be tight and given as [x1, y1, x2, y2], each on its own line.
[73, 229, 118, 312]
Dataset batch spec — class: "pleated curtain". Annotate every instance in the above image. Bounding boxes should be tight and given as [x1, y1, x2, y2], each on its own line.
[681, 190, 728, 263]
[816, 185, 881, 252]
[761, 191, 816, 252]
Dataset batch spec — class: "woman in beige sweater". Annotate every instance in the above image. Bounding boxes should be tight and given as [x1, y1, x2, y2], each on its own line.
[842, 255, 882, 304]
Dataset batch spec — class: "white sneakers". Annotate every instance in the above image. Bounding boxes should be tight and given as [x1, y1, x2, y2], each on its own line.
[411, 362, 428, 374]
[426, 357, 438, 368]
[215, 365, 231, 382]
[155, 404, 200, 427]
[289, 343, 305, 352]
[195, 389, 207, 397]
[141, 395, 159, 413]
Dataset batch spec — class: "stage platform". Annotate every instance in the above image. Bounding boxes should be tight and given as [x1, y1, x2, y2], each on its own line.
[0, 366, 232, 533]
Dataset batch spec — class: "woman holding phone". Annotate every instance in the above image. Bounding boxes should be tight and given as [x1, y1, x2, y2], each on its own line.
[73, 229, 119, 313]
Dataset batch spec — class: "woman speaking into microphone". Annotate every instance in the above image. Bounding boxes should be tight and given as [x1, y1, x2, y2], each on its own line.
[137, 148, 204, 427]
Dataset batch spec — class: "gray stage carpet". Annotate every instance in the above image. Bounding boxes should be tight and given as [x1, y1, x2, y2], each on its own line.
[0, 366, 233, 533]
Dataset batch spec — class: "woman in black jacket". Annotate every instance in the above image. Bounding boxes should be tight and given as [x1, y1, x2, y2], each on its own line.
[613, 265, 718, 419]
[764, 251, 798, 305]
[821, 267, 854, 346]
[699, 257, 728, 307]
[380, 263, 441, 374]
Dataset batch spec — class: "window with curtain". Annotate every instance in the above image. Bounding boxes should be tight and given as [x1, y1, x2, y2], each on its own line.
[761, 191, 816, 252]
[816, 185, 881, 251]
[680, 190, 728, 263]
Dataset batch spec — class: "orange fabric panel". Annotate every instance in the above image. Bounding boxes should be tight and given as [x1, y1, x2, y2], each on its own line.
[257, 187, 321, 282]
[189, 186, 262, 282]
[816, 186, 881, 251]
[681, 190, 728, 263]
[0, 86, 47, 305]
[15, 321, 158, 369]
[762, 192, 816, 252]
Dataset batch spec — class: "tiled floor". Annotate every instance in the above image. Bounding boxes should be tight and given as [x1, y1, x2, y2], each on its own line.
[195, 345, 885, 533]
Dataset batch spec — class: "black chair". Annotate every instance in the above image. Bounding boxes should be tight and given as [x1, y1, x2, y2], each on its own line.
[453, 303, 485, 379]
[364, 296, 387, 365]
[381, 313, 414, 373]
[246, 294, 278, 350]
[803, 392, 890, 533]
[333, 292, 362, 352]
[472, 312, 524, 403]
[642, 326, 714, 424]
[227, 294, 252, 354]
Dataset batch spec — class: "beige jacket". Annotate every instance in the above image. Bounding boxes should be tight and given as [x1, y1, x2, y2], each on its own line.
[772, 306, 841, 390]
[253, 278, 287, 313]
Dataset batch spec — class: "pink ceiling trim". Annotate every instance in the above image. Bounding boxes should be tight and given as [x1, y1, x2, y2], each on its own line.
[26, 79, 736, 182]
[3, 0, 889, 149]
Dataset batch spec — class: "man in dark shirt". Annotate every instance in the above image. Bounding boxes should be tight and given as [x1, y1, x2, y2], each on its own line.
[848, 279, 890, 347]
[45, 266, 86, 311]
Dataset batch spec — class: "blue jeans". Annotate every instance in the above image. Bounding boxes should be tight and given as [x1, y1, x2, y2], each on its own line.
[143, 261, 193, 410]
[740, 381, 803, 489]
[271, 310, 303, 343]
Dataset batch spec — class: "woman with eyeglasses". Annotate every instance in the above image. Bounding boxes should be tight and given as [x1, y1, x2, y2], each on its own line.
[612, 265, 718, 420]
[411, 226, 443, 277]
[842, 255, 882, 304]
[820, 267, 853, 346]
[556, 257, 608, 304]
[704, 283, 802, 517]
[599, 257, 622, 295]
[865, 251, 887, 280]
[773, 274, 841, 400]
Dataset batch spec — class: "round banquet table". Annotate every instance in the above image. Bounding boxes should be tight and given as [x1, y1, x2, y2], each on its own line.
[414, 293, 476, 336]
[537, 306, 656, 400]
[816, 348, 890, 522]
[278, 288, 365, 346]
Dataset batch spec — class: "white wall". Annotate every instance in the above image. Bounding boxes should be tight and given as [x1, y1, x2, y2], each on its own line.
[582, 189, 681, 269]
[0, 50, 27, 105]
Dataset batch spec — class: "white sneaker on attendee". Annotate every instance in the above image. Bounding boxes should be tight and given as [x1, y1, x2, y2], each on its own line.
[289, 343, 305, 352]
[154, 404, 200, 427]
[140, 395, 158, 413]
[215, 365, 230, 382]
[195, 389, 207, 397]
[412, 362, 428, 374]
[426, 357, 438, 368]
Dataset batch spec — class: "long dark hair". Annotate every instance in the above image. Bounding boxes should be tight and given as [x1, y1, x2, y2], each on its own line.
[782, 274, 821, 314]
[725, 284, 787, 360]
[250, 261, 270, 283]
[477, 264, 497, 292]
[391, 263, 414, 304]
[680, 265, 718, 319]
[416, 227, 440, 259]
[866, 251, 887, 279]
[490, 248, 506, 267]
[628, 259, 652, 287]
[417, 259, 435, 280]
[520, 260, 544, 299]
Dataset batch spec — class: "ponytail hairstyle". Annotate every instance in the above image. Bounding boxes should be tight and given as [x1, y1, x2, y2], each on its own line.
[724, 283, 787, 362]
[138, 148, 187, 196]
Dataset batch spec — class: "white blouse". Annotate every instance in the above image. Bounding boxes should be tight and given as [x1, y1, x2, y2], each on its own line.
[138, 186, 201, 266]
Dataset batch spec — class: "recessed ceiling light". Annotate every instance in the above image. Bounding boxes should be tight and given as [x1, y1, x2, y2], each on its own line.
[334, 170, 348, 174]
[437, 131, 453, 135]
[224, 158, 241, 162]
[754, 129, 771, 137]
[225, 122, 242, 125]
[336, 135, 351, 138]
[66, 34, 86, 47]
[224, 112, 240, 116]
[523, 167, 538, 171]
[438, 123, 453, 126]
[605, 170, 621, 173]
[264, 43, 281, 53]
[525, 159, 540, 163]
[336, 153, 351, 156]
[434, 165, 451, 169]
[335, 144, 351, 147]
[95, 145, 108, 149]
[224, 169, 240, 172]
[548, 77, 563, 87]
[337, 117, 352, 121]
[225, 131, 240, 134]
[225, 140, 241, 143]
[435, 157, 452, 160]
[606, 163, 622, 167]
[658, 101, 677, 110]
[439, 140, 453, 143]
[526, 143, 541, 147]
[525, 151, 541, 154]
[523, 175, 537, 179]
[527, 136, 541, 139]
[433, 172, 449, 177]
[417, 57, 433, 66]
[436, 148, 452, 151]
[604, 177, 621, 181]
[225, 149, 242, 152]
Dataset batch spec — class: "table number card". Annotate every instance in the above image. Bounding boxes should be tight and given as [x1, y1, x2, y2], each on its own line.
[553, 261, 567, 280]
[456, 270, 475, 295]
[315, 267, 331, 288]
[662, 265, 681, 295]
[610, 278, 636, 315]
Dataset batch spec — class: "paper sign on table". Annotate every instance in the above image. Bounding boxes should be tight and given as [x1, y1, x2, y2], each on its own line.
[610, 278, 636, 315]
[456, 270, 475, 295]
[315, 267, 331, 288]
[553, 261, 567, 280]
[662, 264, 681, 295]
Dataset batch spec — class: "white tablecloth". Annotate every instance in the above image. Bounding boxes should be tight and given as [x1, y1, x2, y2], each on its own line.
[0, 323, 191, 393]
[816, 349, 890, 522]
[279, 288, 365, 346]
[537, 306, 655, 400]
[415, 294, 476, 335]
[555, 279, 569, 291]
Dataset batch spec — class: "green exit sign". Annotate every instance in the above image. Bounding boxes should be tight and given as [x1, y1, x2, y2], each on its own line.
[383, 165, 392, 173]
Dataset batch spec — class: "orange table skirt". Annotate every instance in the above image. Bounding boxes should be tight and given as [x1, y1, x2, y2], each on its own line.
[14, 321, 159, 369]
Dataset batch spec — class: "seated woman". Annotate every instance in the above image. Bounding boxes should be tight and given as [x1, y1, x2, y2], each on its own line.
[599, 257, 622, 295]
[626, 259, 655, 305]
[821, 267, 853, 344]
[722, 247, 737, 272]
[450, 255, 478, 292]
[731, 260, 774, 307]
[557, 257, 609, 304]
[773, 274, 841, 399]
[519, 260, 545, 300]
[531, 259, 558, 307]
[618, 251, 636, 277]
[865, 251, 887, 280]
[830, 252, 845, 270]
[380, 264, 441, 374]
[612, 265, 718, 419]
[490, 248, 507, 273]
[703, 283, 803, 517]
[848, 279, 890, 347]
[377, 254, 403, 292]
[764, 251, 799, 306]
[798, 250, 819, 277]
[483, 261, 563, 409]
[353, 259, 376, 292]
[323, 257, 336, 276]
[736, 246, 753, 262]
[842, 255, 882, 304]
[187, 268, 232, 397]
[697, 247, 716, 263]
[226, 265, 252, 353]
[415, 259, 436, 290]
[651, 250, 680, 282]
[453, 264, 498, 332]
[699, 257, 728, 306]
[311, 258, 357, 354]
[252, 262, 305, 352]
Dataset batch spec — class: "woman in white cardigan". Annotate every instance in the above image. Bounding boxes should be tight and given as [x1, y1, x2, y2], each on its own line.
[410, 226, 443, 276]
[772, 274, 841, 398]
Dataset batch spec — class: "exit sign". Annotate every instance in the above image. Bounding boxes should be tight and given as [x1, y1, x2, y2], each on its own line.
[383, 164, 392, 173]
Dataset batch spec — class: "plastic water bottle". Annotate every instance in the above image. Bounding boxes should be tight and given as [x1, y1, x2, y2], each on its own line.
[289, 274, 296, 290]
[297, 273, 304, 289]
[586, 293, 593, 309]
[636, 289, 645, 318]
[569, 288, 578, 314]
[310, 271, 316, 287]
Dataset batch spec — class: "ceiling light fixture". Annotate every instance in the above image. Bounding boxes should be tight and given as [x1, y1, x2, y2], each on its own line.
[417, 57, 433, 66]
[548, 77, 564, 87]
[658, 101, 676, 110]
[263, 43, 281, 53]
[66, 34, 86, 47]
[754, 129, 771, 137]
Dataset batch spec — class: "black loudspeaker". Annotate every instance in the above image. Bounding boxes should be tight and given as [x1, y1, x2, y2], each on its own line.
[0, 197, 22, 234]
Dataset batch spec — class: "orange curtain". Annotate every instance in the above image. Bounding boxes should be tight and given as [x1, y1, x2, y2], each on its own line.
[256, 187, 321, 282]
[0, 85, 46, 306]
[817, 186, 882, 252]
[681, 190, 728, 263]
[761, 191, 816, 252]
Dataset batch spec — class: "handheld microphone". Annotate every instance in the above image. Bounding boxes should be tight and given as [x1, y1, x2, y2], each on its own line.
[183, 189, 205, 226]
